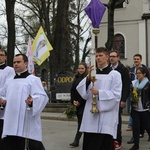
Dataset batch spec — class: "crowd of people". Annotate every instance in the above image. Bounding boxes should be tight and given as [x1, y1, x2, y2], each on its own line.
[70, 47, 150, 150]
[0, 46, 150, 150]
[0, 51, 48, 150]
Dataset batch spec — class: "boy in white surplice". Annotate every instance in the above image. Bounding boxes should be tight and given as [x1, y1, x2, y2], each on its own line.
[77, 47, 122, 150]
[0, 54, 48, 150]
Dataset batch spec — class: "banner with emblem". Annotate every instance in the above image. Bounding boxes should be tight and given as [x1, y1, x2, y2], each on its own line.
[32, 26, 53, 65]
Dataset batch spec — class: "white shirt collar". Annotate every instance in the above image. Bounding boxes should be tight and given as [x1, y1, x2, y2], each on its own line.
[0, 62, 5, 66]
[16, 69, 27, 76]
[111, 62, 118, 70]
[99, 65, 108, 71]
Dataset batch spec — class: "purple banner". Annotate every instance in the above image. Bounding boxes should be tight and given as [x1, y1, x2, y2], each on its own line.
[85, 0, 106, 28]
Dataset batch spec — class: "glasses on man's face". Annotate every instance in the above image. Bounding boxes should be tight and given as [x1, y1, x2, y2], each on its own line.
[0, 54, 5, 57]
[136, 72, 142, 75]
[109, 55, 118, 58]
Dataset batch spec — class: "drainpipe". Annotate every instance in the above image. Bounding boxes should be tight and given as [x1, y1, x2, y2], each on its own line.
[142, 13, 150, 66]
[145, 19, 148, 66]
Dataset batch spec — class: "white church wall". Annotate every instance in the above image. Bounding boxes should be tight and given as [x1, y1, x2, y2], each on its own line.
[95, 0, 150, 67]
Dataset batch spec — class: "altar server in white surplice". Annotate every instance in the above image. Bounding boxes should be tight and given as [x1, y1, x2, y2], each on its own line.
[0, 54, 48, 150]
[76, 47, 122, 150]
[0, 49, 15, 149]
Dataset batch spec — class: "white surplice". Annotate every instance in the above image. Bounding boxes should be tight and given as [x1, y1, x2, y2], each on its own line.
[0, 66, 15, 119]
[76, 70, 122, 138]
[0, 75, 48, 141]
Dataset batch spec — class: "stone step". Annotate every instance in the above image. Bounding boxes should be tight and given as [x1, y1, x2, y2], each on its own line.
[43, 103, 70, 113]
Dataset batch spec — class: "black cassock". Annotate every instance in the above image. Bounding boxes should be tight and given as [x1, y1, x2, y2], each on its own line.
[83, 133, 114, 150]
[2, 136, 45, 150]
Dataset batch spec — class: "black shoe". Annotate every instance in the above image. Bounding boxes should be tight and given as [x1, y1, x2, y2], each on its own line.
[130, 144, 139, 150]
[127, 137, 134, 144]
[70, 141, 79, 147]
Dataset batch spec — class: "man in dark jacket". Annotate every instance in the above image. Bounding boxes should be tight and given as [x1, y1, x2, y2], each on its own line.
[130, 54, 149, 81]
[109, 50, 130, 150]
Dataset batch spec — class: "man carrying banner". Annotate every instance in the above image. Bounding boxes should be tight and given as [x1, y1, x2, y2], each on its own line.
[77, 47, 122, 150]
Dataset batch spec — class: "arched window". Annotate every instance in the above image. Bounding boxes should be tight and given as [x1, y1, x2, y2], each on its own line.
[113, 34, 125, 58]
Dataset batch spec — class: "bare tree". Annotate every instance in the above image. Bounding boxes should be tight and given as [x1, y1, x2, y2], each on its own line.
[73, 0, 91, 70]
[0, 0, 91, 76]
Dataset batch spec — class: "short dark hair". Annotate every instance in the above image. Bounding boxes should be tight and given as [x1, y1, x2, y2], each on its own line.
[133, 54, 142, 60]
[0, 49, 7, 56]
[15, 54, 28, 62]
[136, 67, 149, 79]
[109, 50, 119, 57]
[96, 47, 108, 55]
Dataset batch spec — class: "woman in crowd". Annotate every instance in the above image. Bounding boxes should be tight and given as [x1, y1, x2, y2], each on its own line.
[130, 67, 150, 150]
[69, 62, 88, 147]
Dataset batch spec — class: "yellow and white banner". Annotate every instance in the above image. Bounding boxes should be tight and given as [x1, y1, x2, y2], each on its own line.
[32, 26, 53, 65]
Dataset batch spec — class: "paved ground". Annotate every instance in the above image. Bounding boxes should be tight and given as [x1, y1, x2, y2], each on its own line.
[41, 112, 150, 150]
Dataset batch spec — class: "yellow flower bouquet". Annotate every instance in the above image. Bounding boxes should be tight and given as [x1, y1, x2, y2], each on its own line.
[131, 87, 139, 109]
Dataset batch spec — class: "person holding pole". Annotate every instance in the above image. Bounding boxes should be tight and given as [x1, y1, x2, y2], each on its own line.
[77, 47, 122, 150]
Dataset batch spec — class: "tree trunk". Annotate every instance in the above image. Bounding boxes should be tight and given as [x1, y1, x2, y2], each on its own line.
[105, 0, 115, 51]
[74, 0, 81, 70]
[5, 0, 16, 66]
[51, 0, 72, 76]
